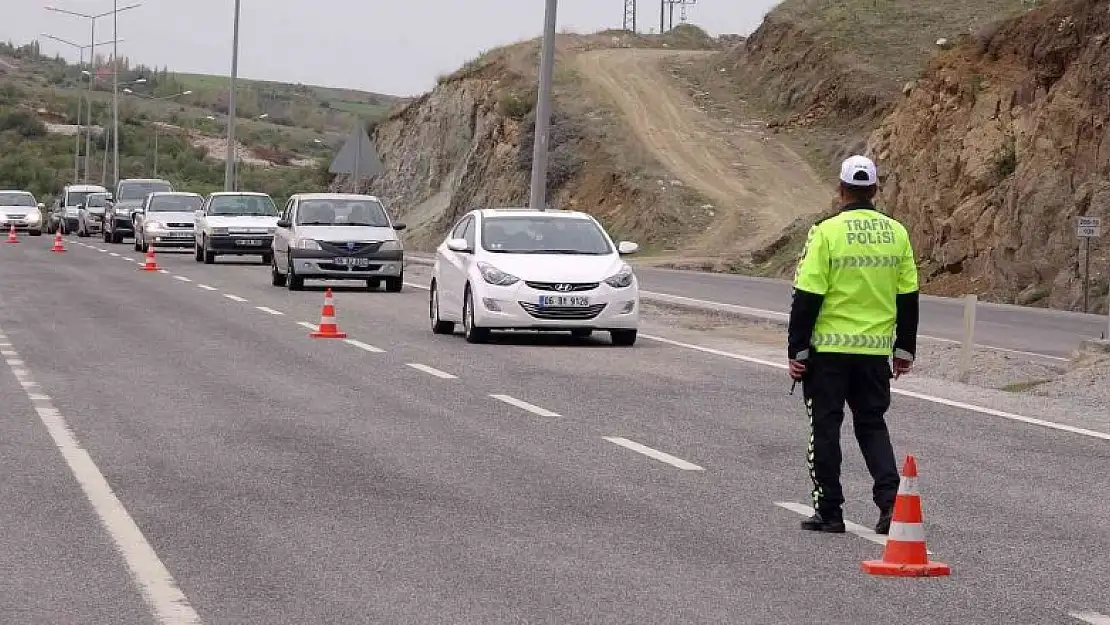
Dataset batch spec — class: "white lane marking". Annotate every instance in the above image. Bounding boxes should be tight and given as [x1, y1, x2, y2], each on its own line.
[108, 252, 120, 257]
[640, 333, 1110, 442]
[404, 281, 429, 290]
[1069, 612, 1110, 625]
[603, 436, 704, 471]
[642, 291, 1068, 361]
[222, 294, 247, 302]
[6, 358, 23, 366]
[0, 349, 16, 357]
[173, 276, 191, 282]
[255, 306, 283, 315]
[490, 394, 560, 417]
[406, 363, 457, 379]
[95, 248, 107, 252]
[344, 339, 384, 353]
[157, 269, 169, 274]
[773, 502, 935, 552]
[196, 284, 218, 291]
[297, 321, 318, 330]
[0, 326, 202, 624]
[123, 257, 136, 262]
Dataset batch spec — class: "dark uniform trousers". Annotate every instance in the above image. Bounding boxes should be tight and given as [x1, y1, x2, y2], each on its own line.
[802, 352, 900, 516]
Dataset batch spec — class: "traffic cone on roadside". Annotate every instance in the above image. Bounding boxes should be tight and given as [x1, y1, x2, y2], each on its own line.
[6, 225, 18, 243]
[140, 244, 160, 271]
[50, 230, 66, 253]
[309, 288, 347, 338]
[861, 455, 951, 578]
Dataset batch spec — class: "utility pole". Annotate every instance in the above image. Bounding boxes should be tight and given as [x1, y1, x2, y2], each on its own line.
[528, 0, 559, 212]
[224, 0, 242, 191]
[659, 0, 665, 33]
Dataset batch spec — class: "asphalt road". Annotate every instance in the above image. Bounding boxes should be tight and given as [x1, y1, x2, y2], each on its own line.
[1, 235, 1108, 624]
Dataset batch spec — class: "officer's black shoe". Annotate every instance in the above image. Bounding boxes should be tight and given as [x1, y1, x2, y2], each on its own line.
[801, 512, 846, 533]
[875, 508, 893, 535]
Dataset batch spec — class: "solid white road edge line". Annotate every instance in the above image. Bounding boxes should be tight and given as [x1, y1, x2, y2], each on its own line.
[196, 284, 218, 291]
[1069, 612, 1110, 625]
[222, 294, 247, 302]
[603, 436, 704, 471]
[490, 394, 560, 417]
[173, 276, 191, 282]
[406, 363, 458, 379]
[640, 333, 1110, 442]
[344, 339, 385, 353]
[0, 327, 202, 624]
[772, 501, 935, 553]
[255, 306, 283, 315]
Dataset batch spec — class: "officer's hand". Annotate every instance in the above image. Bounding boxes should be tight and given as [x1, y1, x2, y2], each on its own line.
[893, 357, 913, 379]
[788, 359, 807, 380]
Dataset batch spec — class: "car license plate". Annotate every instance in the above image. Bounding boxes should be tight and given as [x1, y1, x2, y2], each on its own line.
[539, 295, 590, 307]
[169, 231, 192, 238]
[333, 257, 371, 267]
[235, 239, 262, 246]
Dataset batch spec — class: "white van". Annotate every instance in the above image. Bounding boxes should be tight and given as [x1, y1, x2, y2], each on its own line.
[56, 184, 109, 233]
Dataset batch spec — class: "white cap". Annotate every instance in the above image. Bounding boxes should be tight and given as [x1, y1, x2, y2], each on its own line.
[839, 155, 878, 186]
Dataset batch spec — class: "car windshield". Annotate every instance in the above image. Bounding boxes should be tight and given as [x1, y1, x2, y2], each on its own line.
[65, 190, 98, 207]
[207, 195, 278, 217]
[480, 216, 613, 255]
[149, 195, 202, 212]
[0, 192, 35, 207]
[117, 181, 173, 201]
[296, 198, 390, 226]
[85, 195, 109, 209]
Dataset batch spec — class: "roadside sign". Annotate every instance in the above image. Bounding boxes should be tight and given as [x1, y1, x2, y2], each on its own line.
[1077, 216, 1100, 238]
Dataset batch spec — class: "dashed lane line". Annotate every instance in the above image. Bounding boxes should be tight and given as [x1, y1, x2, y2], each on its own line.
[406, 363, 457, 379]
[0, 326, 203, 624]
[603, 436, 704, 471]
[771, 502, 935, 552]
[157, 269, 169, 274]
[639, 333, 1110, 443]
[222, 294, 247, 302]
[1070, 612, 1110, 625]
[95, 248, 107, 252]
[108, 252, 119, 257]
[344, 339, 385, 353]
[490, 394, 560, 417]
[296, 321, 318, 331]
[173, 276, 191, 282]
[196, 284, 218, 291]
[255, 306, 283, 315]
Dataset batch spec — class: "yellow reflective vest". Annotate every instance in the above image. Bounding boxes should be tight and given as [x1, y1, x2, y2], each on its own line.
[793, 208, 919, 356]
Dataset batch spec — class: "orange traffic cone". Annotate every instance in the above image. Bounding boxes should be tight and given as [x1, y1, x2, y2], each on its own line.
[6, 224, 18, 243]
[50, 230, 66, 253]
[140, 244, 160, 271]
[309, 288, 347, 338]
[862, 455, 951, 577]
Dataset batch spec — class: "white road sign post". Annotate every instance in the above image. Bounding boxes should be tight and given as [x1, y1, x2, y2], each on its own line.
[1077, 217, 1101, 313]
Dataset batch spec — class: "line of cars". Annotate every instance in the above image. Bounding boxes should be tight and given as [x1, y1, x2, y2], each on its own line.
[7, 179, 643, 345]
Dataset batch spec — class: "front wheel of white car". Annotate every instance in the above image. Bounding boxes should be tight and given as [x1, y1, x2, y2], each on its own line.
[270, 253, 286, 287]
[610, 329, 637, 347]
[462, 287, 489, 344]
[430, 282, 454, 335]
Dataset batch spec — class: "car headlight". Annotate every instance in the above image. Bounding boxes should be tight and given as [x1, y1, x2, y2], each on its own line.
[27, 212, 41, 224]
[379, 240, 402, 252]
[604, 264, 635, 288]
[296, 238, 321, 250]
[146, 221, 165, 231]
[476, 261, 519, 286]
[211, 227, 228, 235]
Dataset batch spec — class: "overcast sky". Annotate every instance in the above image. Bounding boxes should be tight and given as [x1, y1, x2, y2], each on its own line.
[2, 0, 780, 96]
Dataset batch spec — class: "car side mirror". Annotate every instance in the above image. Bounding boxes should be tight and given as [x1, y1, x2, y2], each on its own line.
[392, 222, 407, 231]
[446, 238, 470, 253]
[617, 241, 639, 255]
[276, 219, 291, 228]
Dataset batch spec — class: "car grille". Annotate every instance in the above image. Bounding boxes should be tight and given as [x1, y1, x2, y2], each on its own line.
[318, 241, 382, 255]
[519, 302, 607, 320]
[524, 281, 599, 292]
[167, 222, 192, 228]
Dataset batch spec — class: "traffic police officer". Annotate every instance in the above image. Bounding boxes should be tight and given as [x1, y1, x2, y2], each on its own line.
[787, 155, 920, 535]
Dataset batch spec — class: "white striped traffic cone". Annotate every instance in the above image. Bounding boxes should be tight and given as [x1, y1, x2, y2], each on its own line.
[309, 288, 347, 338]
[861, 455, 951, 577]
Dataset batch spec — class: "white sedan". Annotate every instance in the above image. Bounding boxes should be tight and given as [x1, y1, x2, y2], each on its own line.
[429, 208, 640, 346]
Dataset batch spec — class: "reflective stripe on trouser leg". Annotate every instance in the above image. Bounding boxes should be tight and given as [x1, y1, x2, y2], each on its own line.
[805, 394, 824, 511]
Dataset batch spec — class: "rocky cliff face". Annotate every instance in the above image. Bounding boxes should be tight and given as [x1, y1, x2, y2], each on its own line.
[869, 0, 1110, 311]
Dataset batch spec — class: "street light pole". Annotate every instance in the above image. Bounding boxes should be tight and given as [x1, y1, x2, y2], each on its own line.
[224, 0, 242, 191]
[528, 0, 558, 212]
[112, 0, 120, 190]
